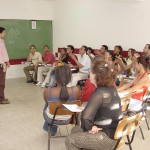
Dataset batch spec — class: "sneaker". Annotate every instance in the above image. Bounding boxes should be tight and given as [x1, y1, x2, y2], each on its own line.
[41, 82, 46, 88]
[45, 83, 50, 88]
[36, 82, 42, 86]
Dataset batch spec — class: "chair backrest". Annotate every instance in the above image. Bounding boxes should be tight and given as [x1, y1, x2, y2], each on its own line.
[114, 112, 143, 140]
[143, 88, 150, 102]
[121, 98, 130, 112]
[49, 100, 82, 115]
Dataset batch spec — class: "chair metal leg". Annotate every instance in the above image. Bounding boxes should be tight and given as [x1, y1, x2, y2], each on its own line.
[58, 127, 61, 136]
[48, 125, 51, 150]
[127, 135, 132, 150]
[139, 125, 145, 140]
[144, 116, 150, 130]
[66, 125, 69, 135]
[113, 139, 121, 150]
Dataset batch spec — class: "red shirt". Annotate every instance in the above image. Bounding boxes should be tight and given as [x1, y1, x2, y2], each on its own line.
[43, 51, 55, 64]
[68, 55, 78, 66]
[132, 86, 148, 101]
[81, 78, 96, 102]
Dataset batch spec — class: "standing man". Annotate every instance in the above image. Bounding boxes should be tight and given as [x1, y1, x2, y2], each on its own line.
[0, 27, 10, 104]
[23, 45, 42, 83]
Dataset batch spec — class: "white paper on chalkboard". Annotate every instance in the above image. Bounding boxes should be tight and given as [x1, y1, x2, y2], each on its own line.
[31, 20, 36, 29]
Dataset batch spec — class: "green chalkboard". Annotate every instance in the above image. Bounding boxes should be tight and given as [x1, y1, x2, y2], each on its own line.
[0, 19, 52, 59]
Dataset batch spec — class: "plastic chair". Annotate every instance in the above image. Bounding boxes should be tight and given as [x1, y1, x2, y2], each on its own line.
[47, 100, 82, 150]
[127, 89, 150, 139]
[113, 112, 143, 150]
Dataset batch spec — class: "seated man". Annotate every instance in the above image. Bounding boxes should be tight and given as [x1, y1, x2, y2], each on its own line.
[94, 45, 108, 58]
[23, 45, 42, 83]
[38, 47, 69, 88]
[36, 45, 55, 87]
[67, 45, 91, 87]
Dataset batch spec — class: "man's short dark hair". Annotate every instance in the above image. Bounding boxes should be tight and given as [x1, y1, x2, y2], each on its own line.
[102, 45, 108, 51]
[0, 27, 5, 33]
[30, 45, 36, 49]
[82, 45, 88, 52]
[88, 47, 93, 51]
[44, 45, 49, 49]
[67, 45, 74, 53]
[146, 44, 150, 50]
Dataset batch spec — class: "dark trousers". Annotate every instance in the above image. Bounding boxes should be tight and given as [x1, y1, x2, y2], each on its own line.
[0, 67, 6, 101]
[23, 65, 38, 81]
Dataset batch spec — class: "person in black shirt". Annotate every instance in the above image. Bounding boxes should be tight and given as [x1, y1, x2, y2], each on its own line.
[57, 47, 69, 64]
[66, 61, 122, 150]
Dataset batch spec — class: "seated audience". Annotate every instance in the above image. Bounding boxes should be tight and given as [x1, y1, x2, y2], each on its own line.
[66, 61, 122, 150]
[67, 45, 91, 86]
[43, 65, 80, 136]
[23, 45, 42, 83]
[36, 45, 55, 87]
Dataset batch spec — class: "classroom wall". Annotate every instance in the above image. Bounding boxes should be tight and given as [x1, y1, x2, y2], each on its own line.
[0, 0, 53, 20]
[53, 0, 150, 52]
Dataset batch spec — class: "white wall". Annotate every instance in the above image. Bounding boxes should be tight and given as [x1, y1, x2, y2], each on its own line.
[53, 0, 150, 52]
[6, 64, 26, 79]
[0, 0, 53, 20]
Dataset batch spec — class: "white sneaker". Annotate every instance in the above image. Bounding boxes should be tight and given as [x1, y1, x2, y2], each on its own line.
[36, 82, 42, 86]
[41, 82, 46, 88]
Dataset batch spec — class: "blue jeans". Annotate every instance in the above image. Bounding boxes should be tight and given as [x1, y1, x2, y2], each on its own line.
[43, 104, 71, 135]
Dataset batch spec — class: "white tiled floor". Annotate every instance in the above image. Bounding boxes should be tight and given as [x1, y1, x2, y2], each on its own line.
[0, 78, 150, 150]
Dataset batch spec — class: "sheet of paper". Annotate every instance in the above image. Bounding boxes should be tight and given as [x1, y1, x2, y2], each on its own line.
[63, 104, 82, 112]
[118, 91, 129, 98]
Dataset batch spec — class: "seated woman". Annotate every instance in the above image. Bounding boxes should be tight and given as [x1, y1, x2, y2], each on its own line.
[66, 61, 122, 150]
[43, 65, 80, 136]
[55, 47, 69, 65]
[118, 56, 150, 93]
[118, 56, 150, 111]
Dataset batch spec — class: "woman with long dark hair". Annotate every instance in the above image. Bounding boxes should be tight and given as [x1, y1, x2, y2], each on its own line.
[43, 65, 80, 135]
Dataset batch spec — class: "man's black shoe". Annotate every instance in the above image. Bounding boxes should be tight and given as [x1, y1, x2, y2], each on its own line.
[26, 79, 33, 83]
[33, 81, 37, 84]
